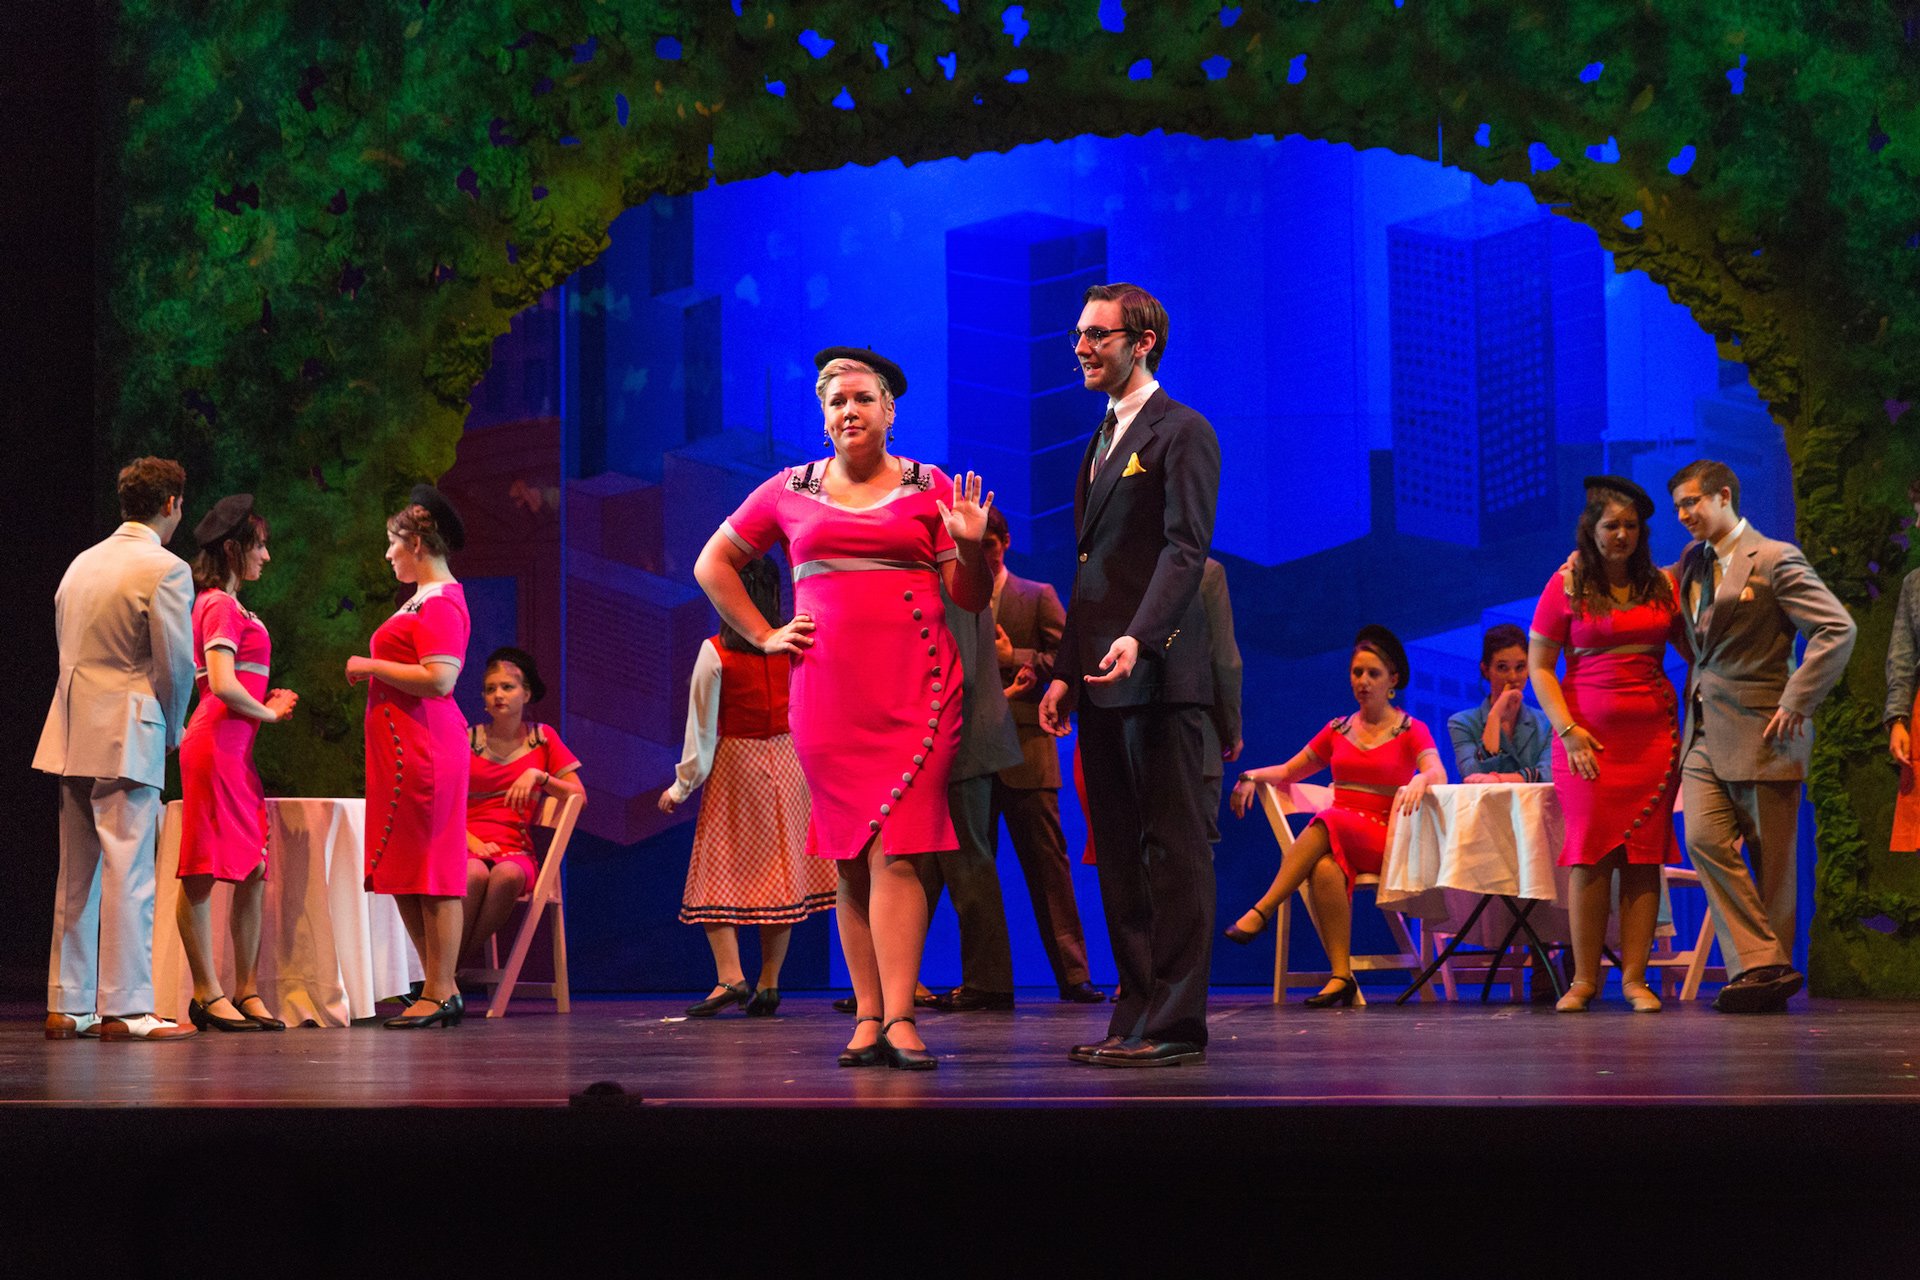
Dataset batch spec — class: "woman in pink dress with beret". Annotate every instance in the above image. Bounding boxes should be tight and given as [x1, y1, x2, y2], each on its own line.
[693, 349, 992, 1070]
[1223, 626, 1447, 1007]
[347, 485, 472, 1029]
[1529, 476, 1689, 1013]
[177, 494, 299, 1032]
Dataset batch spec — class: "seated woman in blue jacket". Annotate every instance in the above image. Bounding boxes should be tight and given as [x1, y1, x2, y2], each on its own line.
[1448, 624, 1553, 784]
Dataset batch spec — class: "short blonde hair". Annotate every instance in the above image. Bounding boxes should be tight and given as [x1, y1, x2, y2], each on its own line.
[814, 358, 895, 408]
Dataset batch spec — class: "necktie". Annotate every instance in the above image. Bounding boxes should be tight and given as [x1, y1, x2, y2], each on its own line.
[1696, 545, 1718, 624]
[1091, 408, 1118, 477]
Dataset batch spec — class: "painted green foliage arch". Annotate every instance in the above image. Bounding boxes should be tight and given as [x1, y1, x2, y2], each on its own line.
[104, 1, 1920, 993]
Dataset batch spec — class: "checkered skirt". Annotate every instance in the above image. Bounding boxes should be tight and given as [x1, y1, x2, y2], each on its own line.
[680, 733, 836, 925]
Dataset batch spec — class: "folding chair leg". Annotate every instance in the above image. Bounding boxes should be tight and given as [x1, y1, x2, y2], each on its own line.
[550, 902, 570, 1014]
[1680, 912, 1713, 1002]
[1272, 898, 1292, 1006]
[489, 902, 544, 1019]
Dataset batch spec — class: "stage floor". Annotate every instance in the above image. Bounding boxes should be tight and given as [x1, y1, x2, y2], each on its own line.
[7, 988, 1920, 1108]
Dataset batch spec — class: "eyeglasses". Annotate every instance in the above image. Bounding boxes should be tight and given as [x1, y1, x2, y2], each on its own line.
[1068, 326, 1137, 348]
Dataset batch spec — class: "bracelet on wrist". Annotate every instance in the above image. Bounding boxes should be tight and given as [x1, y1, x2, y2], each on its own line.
[1556, 722, 1579, 740]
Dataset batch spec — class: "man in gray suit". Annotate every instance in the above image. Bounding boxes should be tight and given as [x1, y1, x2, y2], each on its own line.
[1669, 459, 1857, 1013]
[35, 457, 198, 1040]
[920, 582, 1027, 1010]
[1195, 558, 1244, 843]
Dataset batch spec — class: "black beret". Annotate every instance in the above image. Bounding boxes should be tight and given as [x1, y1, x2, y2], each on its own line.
[1354, 624, 1411, 687]
[194, 493, 255, 550]
[408, 483, 466, 552]
[484, 646, 546, 703]
[813, 346, 907, 399]
[1582, 474, 1656, 522]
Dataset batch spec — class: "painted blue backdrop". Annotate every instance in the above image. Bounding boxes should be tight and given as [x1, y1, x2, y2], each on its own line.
[452, 130, 1803, 995]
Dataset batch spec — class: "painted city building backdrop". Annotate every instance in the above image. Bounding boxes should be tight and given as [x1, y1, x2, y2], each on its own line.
[445, 132, 1796, 992]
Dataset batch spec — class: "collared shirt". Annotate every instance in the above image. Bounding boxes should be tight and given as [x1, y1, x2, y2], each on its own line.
[989, 563, 1007, 622]
[1689, 517, 1750, 619]
[1091, 378, 1161, 479]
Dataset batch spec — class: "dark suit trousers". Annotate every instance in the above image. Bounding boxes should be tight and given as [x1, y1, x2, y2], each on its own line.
[1078, 701, 1215, 1045]
[927, 774, 1015, 993]
[989, 779, 1091, 988]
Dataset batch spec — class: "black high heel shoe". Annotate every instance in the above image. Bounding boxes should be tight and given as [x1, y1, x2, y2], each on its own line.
[383, 992, 464, 1029]
[1302, 975, 1357, 1009]
[1223, 904, 1271, 945]
[234, 993, 286, 1031]
[188, 996, 259, 1033]
[685, 981, 751, 1018]
[879, 1016, 937, 1071]
[745, 987, 781, 1017]
[838, 1015, 885, 1068]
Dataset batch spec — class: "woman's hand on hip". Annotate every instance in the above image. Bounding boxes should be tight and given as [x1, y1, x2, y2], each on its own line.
[759, 613, 816, 655]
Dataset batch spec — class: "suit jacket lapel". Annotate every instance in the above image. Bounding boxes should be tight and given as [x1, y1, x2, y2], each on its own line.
[1079, 391, 1166, 543]
[1704, 527, 1760, 651]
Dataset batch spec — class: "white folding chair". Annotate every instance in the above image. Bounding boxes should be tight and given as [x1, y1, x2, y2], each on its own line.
[1642, 787, 1725, 1001]
[1255, 781, 1430, 1006]
[460, 791, 581, 1018]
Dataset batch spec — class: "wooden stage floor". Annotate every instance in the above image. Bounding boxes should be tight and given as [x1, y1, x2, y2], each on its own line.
[8, 990, 1920, 1109]
[8, 992, 1920, 1266]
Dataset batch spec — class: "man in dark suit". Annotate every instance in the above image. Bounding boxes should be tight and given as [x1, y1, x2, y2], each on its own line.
[1196, 557, 1244, 843]
[940, 505, 1105, 1008]
[1040, 282, 1221, 1067]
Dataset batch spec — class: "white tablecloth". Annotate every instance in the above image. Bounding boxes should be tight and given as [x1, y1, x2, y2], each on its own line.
[1378, 783, 1667, 946]
[153, 798, 422, 1027]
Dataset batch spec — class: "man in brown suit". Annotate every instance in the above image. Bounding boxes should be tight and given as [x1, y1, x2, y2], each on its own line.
[1668, 459, 1856, 1013]
[968, 506, 1103, 1005]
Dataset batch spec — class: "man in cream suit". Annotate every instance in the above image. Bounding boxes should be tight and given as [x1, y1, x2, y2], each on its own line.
[1669, 459, 1856, 1013]
[34, 457, 198, 1040]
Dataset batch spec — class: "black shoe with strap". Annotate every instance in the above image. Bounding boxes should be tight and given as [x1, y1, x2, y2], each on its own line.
[188, 996, 259, 1033]
[745, 987, 781, 1017]
[234, 993, 286, 1031]
[838, 1015, 885, 1068]
[384, 992, 464, 1029]
[1302, 975, 1357, 1008]
[879, 1016, 938, 1071]
[685, 981, 751, 1018]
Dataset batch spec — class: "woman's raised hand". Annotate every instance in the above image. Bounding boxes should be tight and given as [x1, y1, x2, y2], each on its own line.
[760, 612, 817, 656]
[936, 471, 994, 546]
[265, 689, 299, 722]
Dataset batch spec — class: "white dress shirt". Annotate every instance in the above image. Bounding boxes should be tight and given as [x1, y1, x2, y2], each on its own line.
[1091, 378, 1161, 478]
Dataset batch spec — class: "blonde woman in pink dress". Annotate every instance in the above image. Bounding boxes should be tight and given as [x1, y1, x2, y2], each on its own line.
[693, 348, 992, 1070]
[1529, 476, 1689, 1013]
[176, 495, 299, 1032]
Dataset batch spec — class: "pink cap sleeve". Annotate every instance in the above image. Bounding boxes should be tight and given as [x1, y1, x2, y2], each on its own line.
[1407, 716, 1439, 758]
[1530, 573, 1572, 646]
[539, 727, 582, 777]
[1305, 719, 1339, 763]
[929, 466, 958, 563]
[198, 591, 244, 655]
[721, 470, 792, 557]
[416, 594, 470, 670]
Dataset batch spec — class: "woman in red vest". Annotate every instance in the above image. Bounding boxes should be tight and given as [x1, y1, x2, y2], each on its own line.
[660, 556, 831, 1017]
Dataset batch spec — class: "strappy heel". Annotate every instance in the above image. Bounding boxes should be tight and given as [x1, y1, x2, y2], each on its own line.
[188, 996, 258, 1033]
[685, 980, 751, 1018]
[1224, 903, 1271, 945]
[234, 993, 285, 1031]
[838, 1015, 885, 1068]
[879, 1016, 937, 1071]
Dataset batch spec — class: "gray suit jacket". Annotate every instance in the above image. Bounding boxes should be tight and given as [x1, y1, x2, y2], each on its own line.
[945, 589, 1023, 784]
[33, 522, 195, 787]
[1196, 559, 1243, 783]
[1677, 523, 1856, 782]
[995, 571, 1065, 790]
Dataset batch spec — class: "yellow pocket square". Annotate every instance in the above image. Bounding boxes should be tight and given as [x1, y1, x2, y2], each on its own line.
[1120, 452, 1147, 477]
[1738, 586, 1755, 602]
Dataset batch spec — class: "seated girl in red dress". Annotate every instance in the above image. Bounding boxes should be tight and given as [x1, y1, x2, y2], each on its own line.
[460, 648, 584, 969]
[1223, 626, 1447, 1007]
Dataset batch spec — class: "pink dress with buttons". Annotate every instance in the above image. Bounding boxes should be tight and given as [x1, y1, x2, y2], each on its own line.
[178, 590, 271, 881]
[364, 582, 472, 896]
[721, 460, 963, 859]
[1529, 571, 1688, 866]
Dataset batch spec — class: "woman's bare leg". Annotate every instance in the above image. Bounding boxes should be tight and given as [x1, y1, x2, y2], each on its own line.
[1229, 823, 1335, 935]
[175, 874, 241, 1019]
[868, 846, 936, 1051]
[228, 866, 266, 1011]
[836, 850, 881, 1049]
[465, 863, 528, 968]
[1616, 863, 1661, 987]
[1303, 856, 1355, 996]
[1564, 851, 1621, 1001]
[756, 924, 793, 990]
[701, 923, 745, 993]
[457, 858, 490, 965]
[399, 895, 463, 1011]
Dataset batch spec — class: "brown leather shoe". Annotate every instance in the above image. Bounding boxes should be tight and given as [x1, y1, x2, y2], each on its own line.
[44, 1012, 101, 1040]
[96, 1014, 199, 1041]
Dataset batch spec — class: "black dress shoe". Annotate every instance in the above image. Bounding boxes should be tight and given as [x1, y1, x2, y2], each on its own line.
[745, 988, 781, 1017]
[927, 986, 1014, 1012]
[1712, 965, 1804, 1013]
[1088, 1039, 1205, 1068]
[234, 993, 286, 1031]
[838, 1016, 885, 1068]
[1058, 982, 1107, 1004]
[1068, 1035, 1129, 1064]
[831, 994, 856, 1014]
[1302, 975, 1358, 1009]
[188, 997, 259, 1033]
[879, 1016, 938, 1070]
[685, 981, 751, 1018]
[383, 992, 464, 1029]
